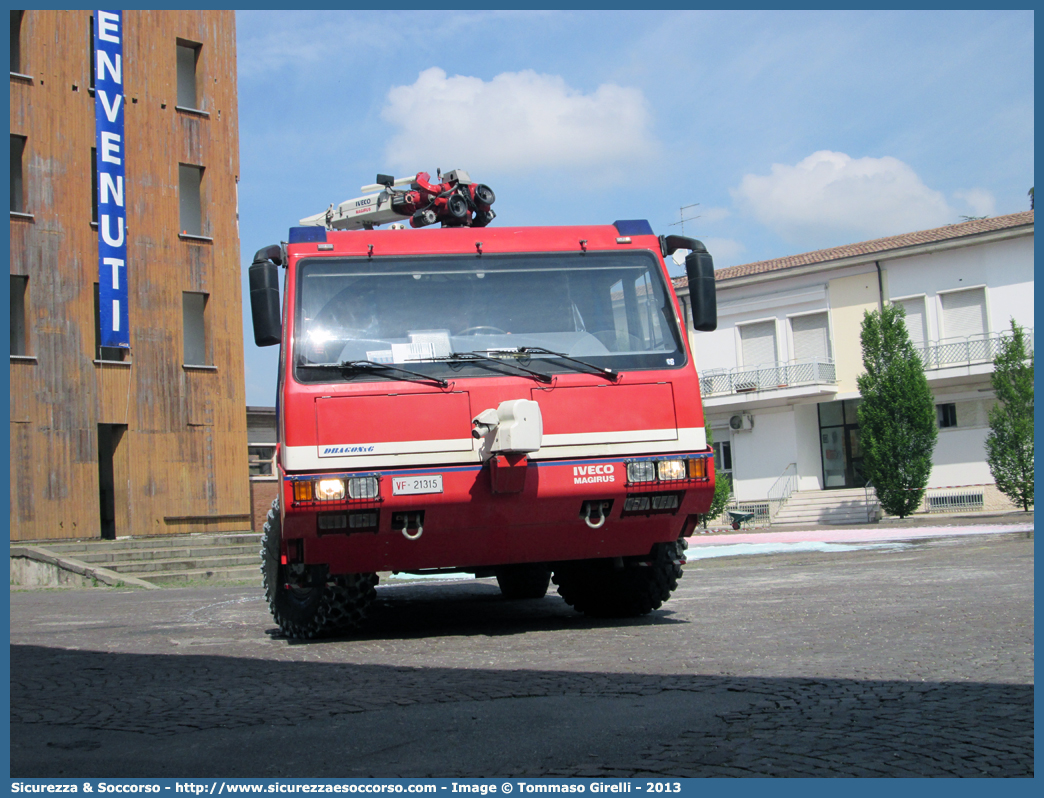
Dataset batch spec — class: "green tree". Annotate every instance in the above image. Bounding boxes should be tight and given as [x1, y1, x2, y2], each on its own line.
[856, 304, 938, 518]
[703, 420, 732, 524]
[985, 320, 1034, 511]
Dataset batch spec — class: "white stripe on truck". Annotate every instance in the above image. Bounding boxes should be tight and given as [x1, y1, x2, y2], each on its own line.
[282, 427, 707, 472]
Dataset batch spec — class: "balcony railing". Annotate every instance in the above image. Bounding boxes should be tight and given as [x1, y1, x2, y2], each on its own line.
[700, 329, 1031, 397]
[700, 357, 836, 397]
[915, 329, 1033, 371]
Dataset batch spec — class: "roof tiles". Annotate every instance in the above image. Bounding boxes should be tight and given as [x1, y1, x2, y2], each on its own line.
[672, 211, 1034, 290]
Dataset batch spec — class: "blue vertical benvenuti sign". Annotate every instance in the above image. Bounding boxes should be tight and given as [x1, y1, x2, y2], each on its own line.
[95, 10, 128, 348]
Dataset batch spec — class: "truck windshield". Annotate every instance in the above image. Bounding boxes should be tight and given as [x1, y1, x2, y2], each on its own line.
[293, 250, 686, 384]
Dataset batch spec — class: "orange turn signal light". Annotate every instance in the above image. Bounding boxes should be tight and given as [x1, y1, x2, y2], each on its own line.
[293, 481, 314, 502]
[688, 458, 707, 479]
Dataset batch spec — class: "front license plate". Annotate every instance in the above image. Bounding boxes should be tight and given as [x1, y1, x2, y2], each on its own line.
[392, 474, 444, 496]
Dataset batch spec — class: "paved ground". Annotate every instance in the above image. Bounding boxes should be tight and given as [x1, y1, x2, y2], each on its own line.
[10, 528, 1034, 777]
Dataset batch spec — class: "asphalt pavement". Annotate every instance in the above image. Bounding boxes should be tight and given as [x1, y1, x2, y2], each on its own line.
[9, 522, 1033, 778]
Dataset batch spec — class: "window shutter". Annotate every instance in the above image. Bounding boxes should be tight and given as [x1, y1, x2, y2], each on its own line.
[897, 298, 927, 348]
[791, 313, 830, 360]
[739, 320, 777, 366]
[941, 288, 986, 339]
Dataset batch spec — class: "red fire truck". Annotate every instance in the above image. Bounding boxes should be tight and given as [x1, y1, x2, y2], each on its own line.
[249, 170, 718, 638]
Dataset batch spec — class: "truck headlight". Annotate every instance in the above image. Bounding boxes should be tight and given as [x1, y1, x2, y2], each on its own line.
[347, 476, 379, 500]
[657, 459, 687, 481]
[315, 479, 346, 501]
[626, 461, 657, 483]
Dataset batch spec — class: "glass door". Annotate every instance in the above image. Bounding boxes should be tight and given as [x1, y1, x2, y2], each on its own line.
[820, 425, 848, 488]
[818, 400, 862, 489]
[847, 426, 865, 487]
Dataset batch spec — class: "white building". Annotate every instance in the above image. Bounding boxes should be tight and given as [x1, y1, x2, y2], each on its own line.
[674, 211, 1033, 521]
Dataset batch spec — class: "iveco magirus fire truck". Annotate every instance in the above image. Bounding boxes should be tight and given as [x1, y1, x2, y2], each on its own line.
[248, 169, 718, 638]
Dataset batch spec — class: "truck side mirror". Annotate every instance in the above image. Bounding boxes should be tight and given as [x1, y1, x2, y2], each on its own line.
[249, 246, 282, 347]
[685, 247, 717, 332]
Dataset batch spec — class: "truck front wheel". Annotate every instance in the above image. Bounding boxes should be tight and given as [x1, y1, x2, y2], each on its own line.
[552, 540, 686, 618]
[260, 499, 378, 639]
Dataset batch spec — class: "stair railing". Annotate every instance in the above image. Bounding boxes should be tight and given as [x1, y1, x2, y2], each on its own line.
[767, 463, 798, 523]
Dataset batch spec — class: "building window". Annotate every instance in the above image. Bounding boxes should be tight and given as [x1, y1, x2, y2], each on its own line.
[895, 297, 928, 349]
[88, 15, 94, 90]
[179, 163, 204, 236]
[176, 40, 200, 109]
[93, 283, 127, 361]
[10, 275, 28, 356]
[712, 439, 734, 497]
[937, 403, 958, 429]
[183, 291, 209, 365]
[738, 320, 777, 366]
[248, 445, 277, 478]
[712, 439, 732, 472]
[11, 134, 26, 213]
[11, 10, 24, 74]
[940, 287, 987, 340]
[790, 312, 831, 361]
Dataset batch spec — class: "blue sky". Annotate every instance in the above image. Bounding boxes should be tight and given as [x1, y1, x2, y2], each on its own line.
[235, 10, 1034, 406]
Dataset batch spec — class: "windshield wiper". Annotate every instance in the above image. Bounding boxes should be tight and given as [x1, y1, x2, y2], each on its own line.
[508, 347, 619, 381]
[299, 360, 449, 388]
[414, 351, 553, 384]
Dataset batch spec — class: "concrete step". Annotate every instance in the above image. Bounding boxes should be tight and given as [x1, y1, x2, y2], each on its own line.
[776, 502, 873, 514]
[783, 499, 869, 508]
[784, 490, 872, 503]
[773, 510, 875, 525]
[105, 554, 260, 574]
[775, 498, 873, 512]
[52, 543, 260, 566]
[777, 502, 869, 511]
[17, 533, 264, 587]
[772, 489, 878, 526]
[138, 565, 263, 585]
[44, 533, 260, 554]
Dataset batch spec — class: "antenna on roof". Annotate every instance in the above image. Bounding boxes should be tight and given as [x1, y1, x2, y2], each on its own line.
[668, 203, 701, 238]
[668, 203, 701, 266]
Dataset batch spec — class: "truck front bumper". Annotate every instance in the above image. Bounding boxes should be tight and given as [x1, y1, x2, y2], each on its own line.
[280, 452, 714, 574]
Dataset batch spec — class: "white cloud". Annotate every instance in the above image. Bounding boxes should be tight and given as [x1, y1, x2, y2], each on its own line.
[732, 151, 958, 246]
[236, 12, 378, 79]
[702, 238, 746, 267]
[381, 68, 657, 179]
[699, 207, 731, 224]
[953, 188, 997, 218]
[237, 11, 542, 80]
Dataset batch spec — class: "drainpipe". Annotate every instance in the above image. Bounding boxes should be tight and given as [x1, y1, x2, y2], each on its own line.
[874, 261, 884, 311]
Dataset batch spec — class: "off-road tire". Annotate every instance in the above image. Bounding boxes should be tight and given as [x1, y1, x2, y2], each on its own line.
[552, 539, 687, 618]
[495, 564, 552, 600]
[260, 498, 378, 639]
